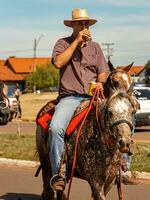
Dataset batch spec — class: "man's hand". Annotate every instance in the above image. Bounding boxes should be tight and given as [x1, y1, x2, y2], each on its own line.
[95, 82, 104, 92]
[75, 29, 91, 45]
[89, 82, 104, 96]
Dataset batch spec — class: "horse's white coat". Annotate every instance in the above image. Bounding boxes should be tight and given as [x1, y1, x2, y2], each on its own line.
[122, 74, 130, 89]
[114, 99, 128, 113]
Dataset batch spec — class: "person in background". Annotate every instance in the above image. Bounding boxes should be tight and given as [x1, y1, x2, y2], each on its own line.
[3, 82, 8, 96]
[13, 83, 22, 118]
[49, 8, 109, 191]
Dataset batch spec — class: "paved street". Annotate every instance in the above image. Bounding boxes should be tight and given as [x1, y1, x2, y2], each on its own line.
[0, 121, 150, 138]
[0, 121, 36, 135]
[0, 165, 150, 200]
[0, 122, 150, 199]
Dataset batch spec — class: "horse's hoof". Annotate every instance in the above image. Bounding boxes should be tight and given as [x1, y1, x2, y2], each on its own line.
[41, 191, 54, 200]
[57, 191, 67, 200]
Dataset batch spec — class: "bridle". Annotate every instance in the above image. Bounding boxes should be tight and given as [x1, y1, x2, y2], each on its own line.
[100, 91, 133, 135]
[109, 119, 133, 132]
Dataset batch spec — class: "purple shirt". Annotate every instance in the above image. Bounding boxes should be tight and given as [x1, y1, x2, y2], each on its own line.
[52, 35, 109, 97]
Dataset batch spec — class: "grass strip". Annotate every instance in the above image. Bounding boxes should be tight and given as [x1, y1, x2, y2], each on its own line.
[131, 142, 150, 172]
[0, 133, 38, 161]
[0, 133, 150, 172]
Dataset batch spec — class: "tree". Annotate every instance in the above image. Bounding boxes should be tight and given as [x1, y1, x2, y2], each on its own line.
[144, 60, 150, 85]
[25, 63, 59, 91]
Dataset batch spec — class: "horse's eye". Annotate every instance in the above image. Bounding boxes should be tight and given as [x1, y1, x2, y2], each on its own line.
[113, 81, 119, 88]
[108, 110, 113, 117]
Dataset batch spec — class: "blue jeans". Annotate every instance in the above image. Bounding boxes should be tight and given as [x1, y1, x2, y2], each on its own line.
[48, 95, 86, 175]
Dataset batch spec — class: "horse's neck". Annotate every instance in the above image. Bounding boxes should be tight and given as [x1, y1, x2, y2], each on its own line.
[86, 110, 118, 153]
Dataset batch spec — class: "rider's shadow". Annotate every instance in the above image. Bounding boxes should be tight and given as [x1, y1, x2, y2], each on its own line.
[0, 193, 41, 200]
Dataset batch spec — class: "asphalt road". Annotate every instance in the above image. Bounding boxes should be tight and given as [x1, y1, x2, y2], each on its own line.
[0, 121, 150, 142]
[0, 165, 150, 200]
[0, 121, 36, 135]
[0, 122, 150, 199]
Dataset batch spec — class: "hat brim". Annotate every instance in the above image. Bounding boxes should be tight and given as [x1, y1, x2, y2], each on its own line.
[64, 18, 97, 27]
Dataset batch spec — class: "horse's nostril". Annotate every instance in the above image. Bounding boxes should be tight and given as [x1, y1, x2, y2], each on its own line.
[126, 143, 130, 148]
[119, 140, 125, 148]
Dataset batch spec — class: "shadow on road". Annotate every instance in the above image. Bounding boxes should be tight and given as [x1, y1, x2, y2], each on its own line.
[0, 193, 41, 200]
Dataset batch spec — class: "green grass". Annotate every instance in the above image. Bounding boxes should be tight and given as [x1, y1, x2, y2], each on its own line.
[131, 143, 150, 172]
[0, 133, 150, 172]
[0, 133, 38, 161]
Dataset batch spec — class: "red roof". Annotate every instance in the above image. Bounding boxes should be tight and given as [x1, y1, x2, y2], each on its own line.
[0, 65, 25, 81]
[0, 57, 51, 81]
[5, 57, 50, 73]
[0, 59, 5, 66]
[117, 66, 144, 76]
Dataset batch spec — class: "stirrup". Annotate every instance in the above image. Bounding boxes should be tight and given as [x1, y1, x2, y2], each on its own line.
[50, 174, 65, 190]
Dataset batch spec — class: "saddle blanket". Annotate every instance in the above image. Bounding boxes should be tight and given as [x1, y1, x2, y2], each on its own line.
[36, 99, 92, 138]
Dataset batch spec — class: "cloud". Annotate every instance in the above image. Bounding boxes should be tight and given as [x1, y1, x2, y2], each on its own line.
[0, 0, 149, 66]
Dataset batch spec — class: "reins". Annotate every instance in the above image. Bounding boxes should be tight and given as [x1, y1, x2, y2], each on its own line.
[66, 88, 105, 200]
[66, 89, 127, 200]
[117, 164, 123, 200]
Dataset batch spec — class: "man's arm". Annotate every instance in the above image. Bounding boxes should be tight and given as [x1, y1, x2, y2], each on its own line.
[53, 29, 90, 69]
[94, 71, 109, 92]
[97, 71, 109, 83]
[52, 39, 79, 69]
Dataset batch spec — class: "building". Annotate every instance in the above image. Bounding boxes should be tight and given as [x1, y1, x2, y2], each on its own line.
[0, 57, 50, 96]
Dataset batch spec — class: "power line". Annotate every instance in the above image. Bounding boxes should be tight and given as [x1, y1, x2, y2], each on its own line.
[0, 49, 33, 54]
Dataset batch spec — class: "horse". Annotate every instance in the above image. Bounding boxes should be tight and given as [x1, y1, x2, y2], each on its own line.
[104, 60, 134, 97]
[0, 81, 10, 125]
[36, 87, 139, 200]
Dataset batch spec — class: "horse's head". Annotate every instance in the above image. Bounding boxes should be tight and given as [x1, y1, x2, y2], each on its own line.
[0, 81, 10, 125]
[102, 90, 139, 153]
[105, 61, 134, 96]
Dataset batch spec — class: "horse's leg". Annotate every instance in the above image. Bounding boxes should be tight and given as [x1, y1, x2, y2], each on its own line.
[40, 159, 54, 200]
[56, 191, 67, 200]
[36, 125, 54, 200]
[104, 176, 116, 196]
[90, 183, 105, 200]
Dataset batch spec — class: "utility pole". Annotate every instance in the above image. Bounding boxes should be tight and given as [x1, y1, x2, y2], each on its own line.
[102, 43, 114, 61]
[32, 34, 44, 93]
[33, 39, 37, 58]
[33, 34, 44, 71]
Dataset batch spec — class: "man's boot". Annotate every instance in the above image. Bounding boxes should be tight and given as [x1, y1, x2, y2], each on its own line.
[50, 174, 66, 191]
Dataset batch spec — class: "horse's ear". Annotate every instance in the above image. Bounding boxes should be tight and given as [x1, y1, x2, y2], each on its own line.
[108, 60, 116, 71]
[122, 62, 134, 72]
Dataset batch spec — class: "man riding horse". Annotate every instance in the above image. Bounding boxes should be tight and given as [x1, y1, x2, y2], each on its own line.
[48, 8, 109, 191]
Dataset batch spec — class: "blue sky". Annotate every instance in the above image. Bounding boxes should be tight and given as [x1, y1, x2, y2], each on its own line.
[0, 0, 150, 66]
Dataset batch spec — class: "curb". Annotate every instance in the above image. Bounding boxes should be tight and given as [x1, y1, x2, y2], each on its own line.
[125, 170, 150, 181]
[0, 158, 39, 168]
[0, 158, 150, 181]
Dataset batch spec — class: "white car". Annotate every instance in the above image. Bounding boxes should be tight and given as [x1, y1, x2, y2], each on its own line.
[134, 86, 150, 126]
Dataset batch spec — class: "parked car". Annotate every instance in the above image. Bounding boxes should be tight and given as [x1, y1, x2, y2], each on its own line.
[7, 96, 19, 120]
[134, 86, 150, 126]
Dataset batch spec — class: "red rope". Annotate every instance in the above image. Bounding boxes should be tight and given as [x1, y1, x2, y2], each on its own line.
[66, 88, 102, 200]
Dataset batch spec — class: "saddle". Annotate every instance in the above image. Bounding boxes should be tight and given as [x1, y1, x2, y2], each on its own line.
[36, 99, 93, 138]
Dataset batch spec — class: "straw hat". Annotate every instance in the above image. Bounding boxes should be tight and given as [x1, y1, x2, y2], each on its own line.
[64, 8, 97, 27]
